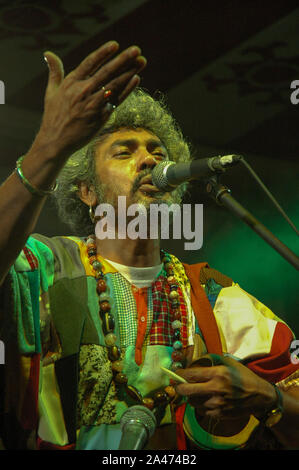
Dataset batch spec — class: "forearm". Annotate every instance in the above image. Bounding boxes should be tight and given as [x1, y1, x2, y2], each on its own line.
[270, 386, 299, 449]
[0, 41, 146, 284]
[0, 137, 67, 284]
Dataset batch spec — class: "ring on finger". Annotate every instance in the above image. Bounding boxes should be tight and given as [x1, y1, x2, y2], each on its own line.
[101, 86, 117, 112]
[104, 102, 116, 113]
[102, 86, 112, 100]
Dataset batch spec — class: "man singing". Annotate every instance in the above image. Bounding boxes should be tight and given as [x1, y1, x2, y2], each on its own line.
[0, 41, 298, 450]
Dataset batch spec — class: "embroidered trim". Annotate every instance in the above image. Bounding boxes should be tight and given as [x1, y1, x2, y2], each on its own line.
[276, 370, 299, 390]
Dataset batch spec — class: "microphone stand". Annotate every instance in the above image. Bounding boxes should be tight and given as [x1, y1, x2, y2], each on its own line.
[205, 176, 299, 271]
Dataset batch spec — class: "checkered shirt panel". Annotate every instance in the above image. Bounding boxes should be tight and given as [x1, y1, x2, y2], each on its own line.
[150, 273, 188, 347]
[108, 254, 190, 349]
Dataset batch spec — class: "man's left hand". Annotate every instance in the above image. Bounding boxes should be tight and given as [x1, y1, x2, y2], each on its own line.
[175, 356, 277, 420]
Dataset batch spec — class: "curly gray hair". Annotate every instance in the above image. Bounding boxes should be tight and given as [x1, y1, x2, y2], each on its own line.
[53, 87, 193, 236]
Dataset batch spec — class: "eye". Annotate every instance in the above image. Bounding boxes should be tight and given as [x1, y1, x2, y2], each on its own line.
[153, 152, 166, 159]
[114, 151, 131, 158]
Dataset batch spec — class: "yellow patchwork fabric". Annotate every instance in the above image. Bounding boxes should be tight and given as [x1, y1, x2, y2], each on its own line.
[184, 404, 260, 450]
[38, 363, 69, 446]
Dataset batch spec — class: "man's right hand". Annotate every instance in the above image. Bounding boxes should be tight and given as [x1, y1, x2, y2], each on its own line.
[0, 41, 146, 285]
[35, 41, 146, 159]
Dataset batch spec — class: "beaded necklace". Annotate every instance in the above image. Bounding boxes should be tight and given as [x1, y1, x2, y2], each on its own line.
[85, 234, 185, 415]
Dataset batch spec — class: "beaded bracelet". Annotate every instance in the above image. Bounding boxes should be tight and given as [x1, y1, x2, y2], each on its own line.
[15, 155, 57, 197]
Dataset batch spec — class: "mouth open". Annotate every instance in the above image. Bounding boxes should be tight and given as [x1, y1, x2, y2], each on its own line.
[138, 175, 160, 193]
[139, 183, 160, 193]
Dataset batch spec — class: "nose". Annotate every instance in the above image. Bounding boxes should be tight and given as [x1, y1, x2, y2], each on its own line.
[137, 154, 159, 172]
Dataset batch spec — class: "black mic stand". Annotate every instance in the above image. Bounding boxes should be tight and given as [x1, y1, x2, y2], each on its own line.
[205, 176, 299, 271]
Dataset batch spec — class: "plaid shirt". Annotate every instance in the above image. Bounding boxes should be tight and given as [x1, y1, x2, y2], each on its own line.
[105, 256, 192, 354]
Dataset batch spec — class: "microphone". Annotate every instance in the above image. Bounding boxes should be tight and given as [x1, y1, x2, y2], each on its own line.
[152, 155, 242, 191]
[118, 405, 157, 450]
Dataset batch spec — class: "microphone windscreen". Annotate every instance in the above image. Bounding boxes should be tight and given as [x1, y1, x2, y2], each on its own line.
[120, 405, 157, 438]
[152, 161, 176, 191]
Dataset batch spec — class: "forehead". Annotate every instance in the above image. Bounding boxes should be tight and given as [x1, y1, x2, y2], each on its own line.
[94, 127, 164, 159]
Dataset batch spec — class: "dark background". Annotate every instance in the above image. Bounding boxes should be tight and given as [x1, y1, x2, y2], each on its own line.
[0, 0, 298, 336]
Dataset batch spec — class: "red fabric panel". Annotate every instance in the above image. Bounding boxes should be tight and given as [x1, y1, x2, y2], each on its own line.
[150, 276, 188, 347]
[23, 246, 38, 270]
[247, 322, 299, 383]
[133, 287, 148, 366]
[37, 437, 76, 450]
[183, 263, 223, 355]
[175, 403, 187, 450]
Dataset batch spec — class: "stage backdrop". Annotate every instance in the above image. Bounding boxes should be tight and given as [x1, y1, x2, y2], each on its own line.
[0, 1, 298, 337]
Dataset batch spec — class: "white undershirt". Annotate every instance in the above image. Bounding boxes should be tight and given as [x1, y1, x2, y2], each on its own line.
[106, 258, 195, 347]
[106, 259, 163, 288]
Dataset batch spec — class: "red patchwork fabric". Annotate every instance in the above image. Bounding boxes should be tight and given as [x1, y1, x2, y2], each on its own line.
[23, 246, 39, 271]
[149, 275, 188, 347]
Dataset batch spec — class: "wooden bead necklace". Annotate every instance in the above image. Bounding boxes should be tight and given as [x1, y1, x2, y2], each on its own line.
[86, 235, 185, 415]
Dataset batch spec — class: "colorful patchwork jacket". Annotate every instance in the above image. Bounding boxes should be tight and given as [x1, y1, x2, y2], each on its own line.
[0, 234, 298, 450]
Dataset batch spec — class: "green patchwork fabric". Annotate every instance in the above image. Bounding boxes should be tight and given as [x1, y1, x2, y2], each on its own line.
[0, 234, 212, 446]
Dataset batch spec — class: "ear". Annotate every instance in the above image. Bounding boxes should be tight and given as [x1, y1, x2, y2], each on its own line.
[77, 182, 97, 207]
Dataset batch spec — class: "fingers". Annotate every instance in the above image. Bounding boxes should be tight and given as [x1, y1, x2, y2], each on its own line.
[105, 54, 146, 97]
[204, 394, 227, 409]
[106, 55, 146, 102]
[90, 58, 144, 104]
[87, 45, 144, 93]
[174, 362, 265, 421]
[71, 42, 142, 87]
[85, 55, 146, 114]
[175, 365, 232, 399]
[176, 365, 220, 384]
[189, 391, 241, 420]
[117, 73, 141, 104]
[72, 41, 120, 80]
[176, 381, 214, 398]
[44, 51, 65, 90]
[87, 73, 141, 120]
[69, 42, 146, 115]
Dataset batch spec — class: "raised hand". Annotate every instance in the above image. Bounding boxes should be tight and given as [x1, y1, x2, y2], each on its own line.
[36, 41, 146, 158]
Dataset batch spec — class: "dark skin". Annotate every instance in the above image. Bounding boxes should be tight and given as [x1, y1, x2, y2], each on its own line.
[40, 43, 147, 158]
[78, 127, 173, 268]
[0, 40, 297, 449]
[0, 41, 147, 285]
[77, 127, 299, 448]
[175, 357, 299, 448]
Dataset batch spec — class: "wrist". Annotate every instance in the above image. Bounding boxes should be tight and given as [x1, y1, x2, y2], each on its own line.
[19, 134, 67, 195]
[253, 380, 277, 419]
[15, 156, 58, 197]
[256, 383, 284, 428]
[30, 129, 70, 163]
